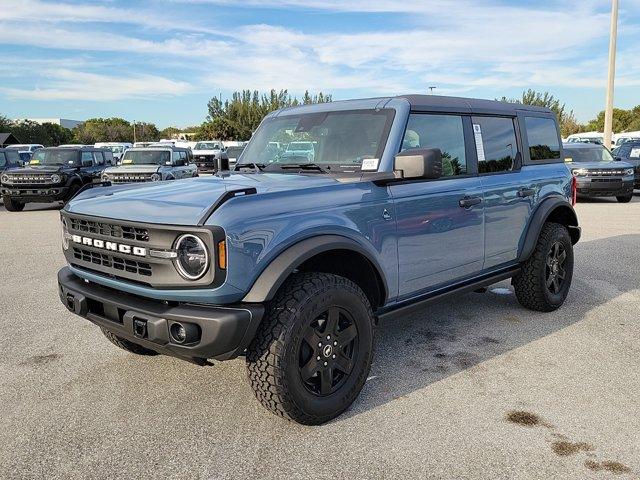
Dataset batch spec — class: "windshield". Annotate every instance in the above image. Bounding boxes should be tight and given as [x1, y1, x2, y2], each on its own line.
[121, 150, 170, 165]
[110, 146, 124, 154]
[194, 142, 221, 150]
[31, 149, 78, 166]
[238, 109, 395, 171]
[565, 147, 614, 163]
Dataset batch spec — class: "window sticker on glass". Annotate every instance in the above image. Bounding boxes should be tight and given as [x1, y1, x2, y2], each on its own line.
[361, 158, 379, 171]
[631, 148, 640, 158]
[564, 157, 573, 163]
[473, 124, 485, 161]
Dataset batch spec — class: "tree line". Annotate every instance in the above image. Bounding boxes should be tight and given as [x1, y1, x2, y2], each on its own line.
[2, 88, 639, 147]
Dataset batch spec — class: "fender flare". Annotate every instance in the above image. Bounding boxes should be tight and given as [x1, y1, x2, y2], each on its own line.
[242, 235, 389, 304]
[518, 196, 580, 262]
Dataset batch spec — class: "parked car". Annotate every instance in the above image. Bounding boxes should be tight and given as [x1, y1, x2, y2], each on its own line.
[281, 141, 315, 162]
[133, 142, 154, 148]
[5, 143, 44, 153]
[0, 148, 22, 174]
[0, 146, 113, 211]
[613, 132, 640, 146]
[58, 95, 580, 424]
[564, 143, 635, 202]
[94, 142, 132, 162]
[224, 145, 245, 167]
[101, 146, 197, 184]
[612, 141, 640, 189]
[192, 141, 229, 173]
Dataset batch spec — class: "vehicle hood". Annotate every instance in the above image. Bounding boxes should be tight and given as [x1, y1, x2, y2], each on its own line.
[104, 165, 160, 174]
[567, 161, 634, 170]
[2, 165, 67, 175]
[65, 172, 340, 225]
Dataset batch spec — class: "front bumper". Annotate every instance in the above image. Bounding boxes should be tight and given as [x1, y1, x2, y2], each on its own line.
[58, 266, 264, 363]
[1, 185, 69, 202]
[576, 178, 634, 197]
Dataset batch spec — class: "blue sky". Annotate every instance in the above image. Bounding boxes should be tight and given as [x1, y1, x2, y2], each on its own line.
[1, 0, 639, 128]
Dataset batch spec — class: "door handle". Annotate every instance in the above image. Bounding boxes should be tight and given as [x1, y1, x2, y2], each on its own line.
[459, 196, 482, 208]
[517, 188, 536, 198]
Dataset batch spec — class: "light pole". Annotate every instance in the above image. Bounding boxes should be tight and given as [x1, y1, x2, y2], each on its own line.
[603, 0, 618, 149]
[133, 121, 137, 143]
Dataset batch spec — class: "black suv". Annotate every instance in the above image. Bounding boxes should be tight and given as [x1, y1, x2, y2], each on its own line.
[0, 148, 22, 174]
[613, 141, 640, 189]
[0, 146, 114, 211]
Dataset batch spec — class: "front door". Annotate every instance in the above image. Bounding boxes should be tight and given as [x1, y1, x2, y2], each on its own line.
[390, 113, 485, 300]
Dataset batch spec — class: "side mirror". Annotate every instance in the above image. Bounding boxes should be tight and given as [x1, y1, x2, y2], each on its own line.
[394, 148, 443, 179]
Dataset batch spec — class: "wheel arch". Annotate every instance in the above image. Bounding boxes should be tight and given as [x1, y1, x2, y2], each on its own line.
[518, 196, 580, 262]
[242, 235, 388, 309]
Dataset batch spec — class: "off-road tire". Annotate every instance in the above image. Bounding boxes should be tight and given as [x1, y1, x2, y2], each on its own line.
[513, 222, 573, 312]
[100, 328, 159, 356]
[246, 272, 374, 425]
[616, 195, 633, 203]
[3, 196, 25, 212]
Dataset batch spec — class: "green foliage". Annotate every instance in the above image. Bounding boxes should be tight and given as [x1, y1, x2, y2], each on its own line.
[72, 117, 133, 143]
[499, 89, 580, 138]
[585, 106, 640, 132]
[198, 89, 332, 141]
[133, 122, 160, 142]
[4, 119, 73, 146]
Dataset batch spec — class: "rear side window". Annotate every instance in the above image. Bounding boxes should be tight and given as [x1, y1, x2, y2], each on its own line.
[401, 113, 468, 177]
[472, 117, 518, 174]
[93, 151, 104, 165]
[525, 117, 561, 161]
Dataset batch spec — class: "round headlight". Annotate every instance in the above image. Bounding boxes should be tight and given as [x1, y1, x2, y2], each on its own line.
[51, 174, 61, 183]
[1, 173, 9, 184]
[624, 168, 634, 176]
[174, 234, 209, 280]
[101, 173, 110, 182]
[571, 168, 588, 176]
[150, 173, 161, 182]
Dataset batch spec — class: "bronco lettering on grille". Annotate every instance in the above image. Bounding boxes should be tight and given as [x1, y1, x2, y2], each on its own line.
[71, 235, 146, 257]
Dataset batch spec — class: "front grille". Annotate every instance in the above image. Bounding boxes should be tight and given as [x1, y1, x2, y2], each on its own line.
[195, 155, 215, 163]
[3, 173, 53, 184]
[70, 218, 149, 242]
[587, 169, 626, 176]
[110, 173, 153, 183]
[72, 247, 152, 276]
[590, 178, 622, 183]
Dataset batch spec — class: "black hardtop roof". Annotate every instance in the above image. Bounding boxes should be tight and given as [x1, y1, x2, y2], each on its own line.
[48, 145, 109, 151]
[398, 94, 552, 115]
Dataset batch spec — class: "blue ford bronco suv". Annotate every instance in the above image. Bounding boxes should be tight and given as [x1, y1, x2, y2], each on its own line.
[58, 95, 580, 424]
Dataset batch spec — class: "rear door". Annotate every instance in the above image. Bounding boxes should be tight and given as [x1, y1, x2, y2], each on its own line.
[390, 113, 485, 300]
[473, 116, 532, 268]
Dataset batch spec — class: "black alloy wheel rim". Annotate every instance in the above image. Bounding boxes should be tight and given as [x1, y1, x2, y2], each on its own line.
[546, 241, 567, 294]
[298, 306, 359, 396]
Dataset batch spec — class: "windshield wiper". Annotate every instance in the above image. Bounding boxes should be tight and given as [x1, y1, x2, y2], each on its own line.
[234, 162, 266, 172]
[278, 163, 327, 173]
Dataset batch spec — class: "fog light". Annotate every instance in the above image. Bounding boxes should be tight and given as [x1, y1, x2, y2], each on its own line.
[169, 322, 199, 344]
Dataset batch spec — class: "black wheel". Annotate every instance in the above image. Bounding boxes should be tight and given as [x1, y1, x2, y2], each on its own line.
[63, 183, 81, 206]
[616, 195, 633, 203]
[100, 328, 158, 356]
[513, 222, 574, 312]
[3, 196, 25, 212]
[246, 272, 374, 425]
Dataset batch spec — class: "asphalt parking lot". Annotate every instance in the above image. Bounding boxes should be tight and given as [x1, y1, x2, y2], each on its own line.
[1, 195, 639, 479]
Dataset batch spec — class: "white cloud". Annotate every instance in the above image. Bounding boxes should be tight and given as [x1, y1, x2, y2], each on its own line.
[1, 69, 192, 101]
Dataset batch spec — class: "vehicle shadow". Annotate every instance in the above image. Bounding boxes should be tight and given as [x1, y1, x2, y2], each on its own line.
[337, 233, 640, 422]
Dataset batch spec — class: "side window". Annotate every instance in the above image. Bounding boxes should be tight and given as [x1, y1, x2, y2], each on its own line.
[81, 151, 93, 165]
[93, 151, 104, 165]
[525, 117, 561, 161]
[104, 151, 114, 164]
[472, 116, 518, 174]
[179, 151, 187, 160]
[401, 114, 468, 177]
[0, 153, 6, 167]
[172, 151, 181, 163]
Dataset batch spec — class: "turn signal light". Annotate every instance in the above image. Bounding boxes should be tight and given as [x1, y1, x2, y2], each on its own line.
[571, 176, 577, 206]
[218, 240, 227, 269]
